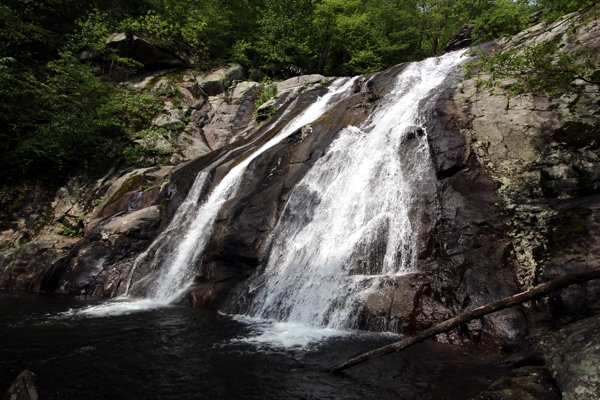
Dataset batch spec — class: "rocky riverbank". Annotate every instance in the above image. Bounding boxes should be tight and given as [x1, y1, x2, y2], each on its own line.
[2, 12, 600, 399]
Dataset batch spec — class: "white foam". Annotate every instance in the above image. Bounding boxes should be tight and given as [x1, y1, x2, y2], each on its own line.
[230, 314, 351, 350]
[239, 50, 469, 331]
[124, 77, 358, 304]
[57, 298, 168, 318]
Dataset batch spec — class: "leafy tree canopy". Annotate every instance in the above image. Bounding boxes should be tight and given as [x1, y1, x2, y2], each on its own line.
[0, 0, 595, 196]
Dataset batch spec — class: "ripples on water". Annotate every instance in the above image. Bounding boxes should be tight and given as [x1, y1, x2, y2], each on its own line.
[1, 292, 506, 399]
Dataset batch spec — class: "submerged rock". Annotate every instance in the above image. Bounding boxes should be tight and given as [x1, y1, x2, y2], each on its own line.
[3, 370, 56, 400]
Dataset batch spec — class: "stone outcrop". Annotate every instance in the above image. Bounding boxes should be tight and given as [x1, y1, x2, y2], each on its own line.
[537, 315, 600, 399]
[1, 13, 600, 399]
[471, 366, 561, 399]
[442, 24, 475, 54]
[0, 69, 335, 298]
[105, 33, 186, 69]
[3, 370, 56, 400]
[196, 63, 244, 96]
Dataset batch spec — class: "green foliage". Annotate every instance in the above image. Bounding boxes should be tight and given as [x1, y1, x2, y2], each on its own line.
[0, 51, 162, 186]
[0, 0, 595, 197]
[472, 0, 527, 44]
[463, 37, 599, 98]
[60, 225, 83, 237]
[154, 87, 185, 99]
[537, 0, 598, 21]
[255, 84, 279, 109]
[122, 145, 173, 167]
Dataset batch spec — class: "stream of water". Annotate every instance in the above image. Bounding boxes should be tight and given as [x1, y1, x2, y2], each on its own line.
[234, 52, 464, 331]
[0, 52, 491, 399]
[1, 292, 505, 399]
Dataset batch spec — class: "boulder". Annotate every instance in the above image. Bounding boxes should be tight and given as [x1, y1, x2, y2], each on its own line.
[105, 33, 186, 69]
[100, 206, 162, 244]
[255, 98, 277, 121]
[152, 103, 185, 130]
[471, 366, 561, 400]
[537, 315, 600, 399]
[442, 24, 474, 54]
[3, 370, 56, 400]
[196, 63, 244, 96]
[230, 81, 260, 104]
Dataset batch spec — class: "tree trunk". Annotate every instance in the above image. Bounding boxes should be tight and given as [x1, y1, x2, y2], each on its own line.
[328, 268, 600, 374]
[318, 30, 333, 74]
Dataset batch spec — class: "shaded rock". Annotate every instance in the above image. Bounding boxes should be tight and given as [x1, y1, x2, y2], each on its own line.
[255, 98, 276, 121]
[3, 370, 56, 400]
[425, 87, 471, 178]
[105, 33, 186, 69]
[0, 238, 59, 291]
[197, 63, 244, 96]
[100, 206, 161, 244]
[152, 104, 185, 130]
[471, 366, 561, 400]
[230, 81, 260, 105]
[537, 315, 600, 399]
[442, 24, 474, 54]
[179, 125, 212, 160]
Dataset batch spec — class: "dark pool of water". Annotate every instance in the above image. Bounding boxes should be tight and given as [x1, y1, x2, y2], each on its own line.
[0, 292, 507, 399]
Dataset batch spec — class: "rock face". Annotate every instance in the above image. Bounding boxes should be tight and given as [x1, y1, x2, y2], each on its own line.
[105, 33, 186, 69]
[442, 24, 475, 53]
[1, 14, 600, 398]
[0, 70, 333, 298]
[196, 63, 244, 96]
[471, 366, 561, 399]
[537, 315, 600, 399]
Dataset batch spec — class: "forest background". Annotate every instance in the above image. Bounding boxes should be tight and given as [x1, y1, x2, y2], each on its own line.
[0, 0, 594, 204]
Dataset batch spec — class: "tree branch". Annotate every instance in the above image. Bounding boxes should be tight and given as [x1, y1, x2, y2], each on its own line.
[328, 268, 600, 374]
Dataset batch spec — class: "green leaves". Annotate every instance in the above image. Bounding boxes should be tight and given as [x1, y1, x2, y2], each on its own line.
[463, 26, 599, 99]
[0, 51, 162, 185]
[472, 0, 527, 44]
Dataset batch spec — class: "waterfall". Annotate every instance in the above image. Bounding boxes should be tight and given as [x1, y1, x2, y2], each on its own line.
[233, 51, 466, 331]
[124, 77, 358, 305]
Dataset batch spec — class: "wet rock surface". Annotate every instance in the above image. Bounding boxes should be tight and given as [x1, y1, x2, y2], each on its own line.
[0, 15, 600, 399]
[3, 370, 55, 400]
[471, 366, 561, 400]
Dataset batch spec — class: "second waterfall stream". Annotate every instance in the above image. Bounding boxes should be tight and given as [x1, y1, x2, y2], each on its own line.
[72, 51, 466, 344]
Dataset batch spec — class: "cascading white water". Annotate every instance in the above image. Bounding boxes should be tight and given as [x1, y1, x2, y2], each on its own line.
[239, 51, 467, 331]
[123, 77, 358, 305]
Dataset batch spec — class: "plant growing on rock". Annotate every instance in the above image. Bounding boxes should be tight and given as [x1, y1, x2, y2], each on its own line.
[255, 84, 279, 109]
[463, 9, 600, 98]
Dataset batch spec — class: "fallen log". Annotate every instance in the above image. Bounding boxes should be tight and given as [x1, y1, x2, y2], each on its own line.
[329, 268, 600, 373]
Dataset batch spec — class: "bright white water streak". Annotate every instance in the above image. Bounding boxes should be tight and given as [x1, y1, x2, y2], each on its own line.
[240, 50, 468, 333]
[230, 315, 352, 350]
[68, 77, 358, 317]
